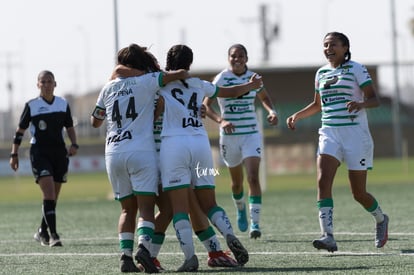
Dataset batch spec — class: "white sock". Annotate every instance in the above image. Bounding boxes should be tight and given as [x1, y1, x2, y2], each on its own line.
[370, 205, 385, 223]
[232, 192, 245, 211]
[119, 232, 134, 257]
[318, 207, 333, 235]
[174, 218, 195, 260]
[249, 203, 261, 225]
[233, 198, 245, 211]
[203, 235, 221, 253]
[137, 220, 155, 251]
[209, 207, 234, 239]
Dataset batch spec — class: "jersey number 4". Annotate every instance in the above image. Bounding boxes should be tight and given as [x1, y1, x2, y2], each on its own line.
[112, 97, 138, 128]
[172, 89, 199, 117]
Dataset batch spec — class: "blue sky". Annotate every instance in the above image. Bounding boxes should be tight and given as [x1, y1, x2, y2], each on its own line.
[1, 0, 413, 111]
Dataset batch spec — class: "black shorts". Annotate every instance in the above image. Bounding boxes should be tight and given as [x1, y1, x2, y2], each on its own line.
[30, 146, 69, 183]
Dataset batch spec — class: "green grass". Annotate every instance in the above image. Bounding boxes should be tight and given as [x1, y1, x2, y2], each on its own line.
[0, 158, 413, 274]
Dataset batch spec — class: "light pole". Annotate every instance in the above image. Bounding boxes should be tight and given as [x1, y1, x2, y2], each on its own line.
[113, 0, 119, 60]
[390, 0, 402, 158]
[259, 4, 280, 63]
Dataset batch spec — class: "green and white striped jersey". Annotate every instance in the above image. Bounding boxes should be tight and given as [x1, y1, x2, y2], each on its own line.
[315, 60, 372, 128]
[213, 69, 262, 136]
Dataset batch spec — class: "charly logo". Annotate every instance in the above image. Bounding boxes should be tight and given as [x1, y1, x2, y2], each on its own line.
[195, 162, 220, 178]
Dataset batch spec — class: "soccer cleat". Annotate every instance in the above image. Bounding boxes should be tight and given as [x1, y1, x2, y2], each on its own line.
[120, 253, 142, 273]
[177, 254, 199, 272]
[312, 233, 338, 252]
[375, 214, 389, 248]
[237, 206, 248, 232]
[135, 244, 159, 273]
[152, 257, 165, 272]
[49, 233, 62, 247]
[34, 228, 49, 246]
[249, 223, 261, 239]
[137, 257, 162, 273]
[226, 234, 249, 266]
[208, 250, 239, 267]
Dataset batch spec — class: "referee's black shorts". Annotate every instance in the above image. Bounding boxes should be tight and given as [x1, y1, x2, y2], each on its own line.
[30, 145, 69, 183]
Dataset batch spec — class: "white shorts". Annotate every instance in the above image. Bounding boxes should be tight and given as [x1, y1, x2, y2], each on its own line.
[318, 126, 373, 170]
[105, 151, 158, 200]
[219, 133, 262, 167]
[160, 135, 215, 191]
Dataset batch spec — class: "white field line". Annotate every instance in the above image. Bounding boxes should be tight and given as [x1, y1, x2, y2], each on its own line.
[0, 251, 413, 257]
[1, 231, 413, 244]
[0, 231, 413, 244]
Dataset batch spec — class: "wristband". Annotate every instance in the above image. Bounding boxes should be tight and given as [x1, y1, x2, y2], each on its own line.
[71, 143, 79, 149]
[269, 110, 278, 116]
[10, 153, 18, 158]
[13, 132, 23, 145]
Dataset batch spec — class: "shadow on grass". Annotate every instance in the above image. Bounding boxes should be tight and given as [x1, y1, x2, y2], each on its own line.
[190, 266, 371, 273]
[264, 236, 401, 245]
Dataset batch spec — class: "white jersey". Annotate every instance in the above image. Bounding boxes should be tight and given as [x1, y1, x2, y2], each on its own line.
[94, 72, 163, 154]
[315, 60, 372, 128]
[160, 77, 218, 137]
[159, 77, 218, 190]
[213, 68, 262, 136]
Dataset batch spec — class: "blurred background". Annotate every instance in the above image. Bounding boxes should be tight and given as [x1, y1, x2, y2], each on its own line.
[1, 0, 413, 177]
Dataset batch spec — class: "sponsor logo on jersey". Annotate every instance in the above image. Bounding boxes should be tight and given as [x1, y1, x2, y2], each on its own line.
[38, 106, 49, 113]
[182, 117, 203, 128]
[229, 105, 250, 113]
[107, 130, 132, 145]
[322, 95, 346, 104]
[323, 75, 339, 89]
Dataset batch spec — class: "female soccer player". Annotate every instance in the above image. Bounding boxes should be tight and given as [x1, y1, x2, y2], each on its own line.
[203, 44, 278, 239]
[286, 32, 389, 252]
[91, 44, 189, 272]
[158, 44, 262, 271]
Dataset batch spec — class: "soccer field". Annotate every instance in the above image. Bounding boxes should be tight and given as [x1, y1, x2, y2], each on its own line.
[0, 158, 413, 274]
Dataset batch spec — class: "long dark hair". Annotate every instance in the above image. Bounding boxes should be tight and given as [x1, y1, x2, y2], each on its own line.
[117, 44, 160, 72]
[165, 44, 193, 71]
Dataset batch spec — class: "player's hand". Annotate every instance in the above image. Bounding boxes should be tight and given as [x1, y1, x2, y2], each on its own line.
[200, 104, 206, 119]
[177, 69, 191, 79]
[267, 112, 278, 126]
[10, 156, 19, 171]
[68, 144, 78, 157]
[249, 73, 263, 90]
[346, 101, 362, 113]
[110, 65, 145, 80]
[221, 120, 235, 134]
[286, 115, 297, 130]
